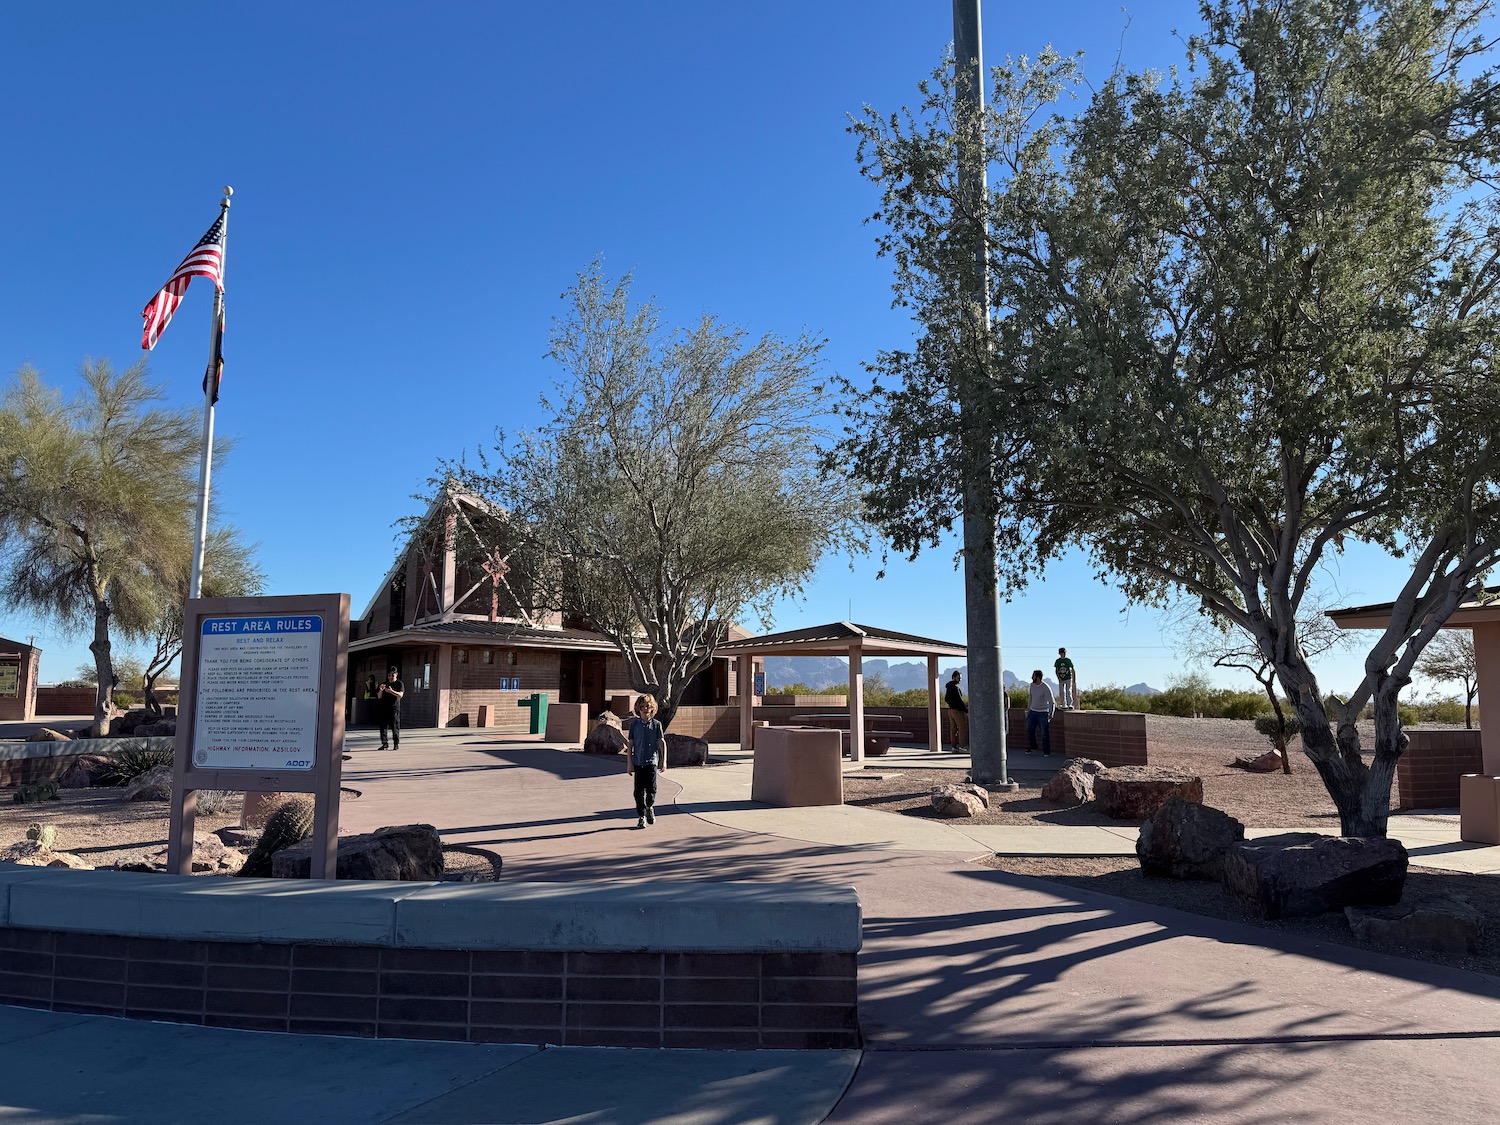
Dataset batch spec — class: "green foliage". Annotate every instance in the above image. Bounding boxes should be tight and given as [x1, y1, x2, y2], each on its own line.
[25, 823, 57, 849]
[236, 797, 316, 878]
[98, 740, 175, 787]
[1398, 704, 1421, 728]
[838, 0, 1500, 835]
[0, 360, 202, 733]
[429, 262, 860, 730]
[1408, 697, 1468, 725]
[13, 780, 60, 804]
[1008, 688, 1031, 710]
[74, 654, 147, 693]
[1254, 711, 1302, 753]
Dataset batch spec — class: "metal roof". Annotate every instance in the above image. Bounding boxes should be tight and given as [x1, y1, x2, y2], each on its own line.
[716, 621, 967, 658]
[1327, 587, 1500, 630]
[349, 618, 618, 653]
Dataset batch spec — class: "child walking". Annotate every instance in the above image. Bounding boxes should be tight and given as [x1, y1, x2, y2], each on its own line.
[627, 695, 667, 828]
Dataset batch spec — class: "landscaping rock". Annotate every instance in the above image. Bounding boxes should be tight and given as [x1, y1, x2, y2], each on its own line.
[214, 826, 255, 848]
[140, 832, 243, 874]
[1041, 758, 1106, 807]
[134, 719, 176, 737]
[584, 713, 629, 755]
[665, 733, 709, 767]
[1094, 766, 1204, 820]
[930, 783, 989, 818]
[1, 841, 92, 869]
[123, 764, 173, 801]
[1230, 751, 1283, 773]
[109, 709, 154, 737]
[25, 727, 73, 743]
[1136, 797, 1246, 880]
[271, 823, 444, 881]
[58, 753, 113, 788]
[1223, 833, 1408, 919]
[1345, 894, 1483, 956]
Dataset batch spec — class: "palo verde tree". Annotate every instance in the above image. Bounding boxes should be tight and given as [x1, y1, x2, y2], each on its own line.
[142, 525, 264, 717]
[437, 262, 861, 730]
[0, 360, 202, 734]
[838, 0, 1500, 835]
[1416, 629, 1479, 728]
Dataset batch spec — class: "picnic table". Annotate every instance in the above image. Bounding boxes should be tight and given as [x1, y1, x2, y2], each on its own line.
[793, 714, 913, 757]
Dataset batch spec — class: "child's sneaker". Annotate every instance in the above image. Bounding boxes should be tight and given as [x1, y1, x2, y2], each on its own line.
[636, 816, 646, 829]
[645, 808, 655, 825]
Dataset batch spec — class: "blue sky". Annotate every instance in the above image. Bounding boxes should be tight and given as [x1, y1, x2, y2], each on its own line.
[0, 2, 1437, 696]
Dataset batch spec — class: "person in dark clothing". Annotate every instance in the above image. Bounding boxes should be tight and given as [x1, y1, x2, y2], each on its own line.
[944, 670, 969, 753]
[376, 667, 404, 750]
[627, 694, 667, 828]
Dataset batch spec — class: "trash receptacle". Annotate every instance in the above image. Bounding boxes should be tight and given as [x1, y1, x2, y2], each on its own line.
[517, 692, 550, 734]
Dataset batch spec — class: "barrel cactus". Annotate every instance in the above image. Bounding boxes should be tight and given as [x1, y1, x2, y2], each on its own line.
[236, 797, 316, 877]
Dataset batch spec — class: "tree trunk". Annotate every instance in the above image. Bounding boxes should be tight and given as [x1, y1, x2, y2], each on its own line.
[88, 595, 116, 739]
[1259, 673, 1294, 775]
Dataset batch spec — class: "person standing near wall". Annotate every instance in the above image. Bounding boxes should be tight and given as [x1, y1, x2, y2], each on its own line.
[944, 670, 969, 753]
[627, 694, 667, 828]
[1054, 647, 1078, 709]
[1027, 669, 1056, 755]
[377, 666, 404, 750]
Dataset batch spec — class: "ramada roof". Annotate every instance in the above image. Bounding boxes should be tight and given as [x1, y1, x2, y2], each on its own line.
[349, 619, 618, 653]
[1327, 587, 1500, 630]
[717, 621, 966, 658]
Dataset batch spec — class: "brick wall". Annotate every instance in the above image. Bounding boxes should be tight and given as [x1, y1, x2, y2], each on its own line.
[34, 687, 95, 716]
[1007, 709, 1148, 767]
[1397, 728, 1483, 810]
[449, 649, 563, 733]
[0, 928, 858, 1049]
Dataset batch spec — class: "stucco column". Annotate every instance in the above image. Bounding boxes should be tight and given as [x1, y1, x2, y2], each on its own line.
[927, 655, 941, 754]
[1473, 623, 1500, 774]
[849, 642, 865, 764]
[738, 654, 754, 751]
[435, 647, 453, 728]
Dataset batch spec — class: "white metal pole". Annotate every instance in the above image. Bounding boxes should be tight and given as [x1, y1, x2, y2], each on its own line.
[189, 186, 231, 599]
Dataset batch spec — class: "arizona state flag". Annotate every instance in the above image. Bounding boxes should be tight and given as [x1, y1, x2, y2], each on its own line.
[202, 301, 224, 404]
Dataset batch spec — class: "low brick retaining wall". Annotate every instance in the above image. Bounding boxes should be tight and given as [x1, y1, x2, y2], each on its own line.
[0, 868, 860, 1049]
[1397, 728, 1483, 809]
[0, 736, 174, 788]
[1006, 709, 1148, 767]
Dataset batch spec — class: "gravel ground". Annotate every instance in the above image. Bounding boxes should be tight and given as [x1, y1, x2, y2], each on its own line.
[845, 715, 1421, 831]
[984, 854, 1500, 979]
[1, 788, 501, 880]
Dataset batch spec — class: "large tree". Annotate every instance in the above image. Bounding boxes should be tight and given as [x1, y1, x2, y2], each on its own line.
[438, 263, 860, 729]
[0, 360, 202, 734]
[839, 0, 1500, 835]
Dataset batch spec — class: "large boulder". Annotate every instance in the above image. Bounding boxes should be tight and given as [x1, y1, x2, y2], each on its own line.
[665, 733, 708, 767]
[58, 753, 113, 788]
[1223, 833, 1408, 920]
[135, 719, 176, 737]
[1345, 894, 1483, 956]
[1136, 797, 1246, 880]
[584, 713, 629, 756]
[1094, 766, 1203, 820]
[123, 764, 173, 801]
[1041, 758, 1106, 807]
[138, 832, 243, 874]
[109, 709, 154, 737]
[271, 823, 444, 881]
[1230, 751, 1283, 773]
[930, 783, 989, 818]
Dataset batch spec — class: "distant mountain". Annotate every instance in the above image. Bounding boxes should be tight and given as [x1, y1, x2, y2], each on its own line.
[1124, 682, 1162, 696]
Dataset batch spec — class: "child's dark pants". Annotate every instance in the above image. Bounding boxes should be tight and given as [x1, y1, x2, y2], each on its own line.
[633, 764, 658, 816]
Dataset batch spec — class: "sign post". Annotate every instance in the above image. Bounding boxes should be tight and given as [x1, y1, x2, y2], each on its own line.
[168, 593, 350, 878]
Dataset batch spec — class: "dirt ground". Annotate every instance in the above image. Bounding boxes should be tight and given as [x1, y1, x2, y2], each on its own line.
[844, 714, 1404, 830]
[0, 789, 499, 879]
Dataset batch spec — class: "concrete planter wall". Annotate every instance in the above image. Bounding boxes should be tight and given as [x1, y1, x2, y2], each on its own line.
[0, 736, 175, 787]
[0, 868, 861, 1049]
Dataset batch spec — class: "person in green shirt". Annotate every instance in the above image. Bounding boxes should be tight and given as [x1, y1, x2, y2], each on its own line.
[1054, 648, 1077, 709]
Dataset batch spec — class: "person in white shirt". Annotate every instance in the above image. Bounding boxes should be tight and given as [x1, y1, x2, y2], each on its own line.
[1026, 669, 1056, 755]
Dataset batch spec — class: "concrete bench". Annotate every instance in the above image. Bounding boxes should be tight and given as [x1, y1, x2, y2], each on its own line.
[0, 865, 860, 1049]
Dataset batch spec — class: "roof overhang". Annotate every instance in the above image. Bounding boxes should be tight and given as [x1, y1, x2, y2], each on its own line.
[717, 621, 967, 659]
[1327, 589, 1500, 630]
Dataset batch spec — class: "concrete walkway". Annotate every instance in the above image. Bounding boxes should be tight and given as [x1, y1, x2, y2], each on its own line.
[4, 727, 1500, 1123]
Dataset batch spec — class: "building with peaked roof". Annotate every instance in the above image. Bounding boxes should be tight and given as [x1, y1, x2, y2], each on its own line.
[0, 635, 40, 722]
[347, 493, 741, 732]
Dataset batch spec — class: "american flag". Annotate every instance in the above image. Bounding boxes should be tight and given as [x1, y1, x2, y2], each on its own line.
[140, 211, 225, 350]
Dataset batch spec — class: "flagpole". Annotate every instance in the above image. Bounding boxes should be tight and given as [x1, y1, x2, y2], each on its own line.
[189, 186, 232, 600]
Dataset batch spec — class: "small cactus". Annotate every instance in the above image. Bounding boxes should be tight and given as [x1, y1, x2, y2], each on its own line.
[25, 823, 57, 850]
[12, 779, 60, 804]
[235, 796, 316, 877]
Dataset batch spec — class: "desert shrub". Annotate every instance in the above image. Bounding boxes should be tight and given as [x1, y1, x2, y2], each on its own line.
[1410, 697, 1466, 724]
[1398, 703, 1421, 727]
[1008, 688, 1031, 710]
[195, 790, 235, 815]
[1217, 691, 1270, 720]
[1253, 710, 1302, 751]
[1077, 684, 1142, 712]
[98, 741, 175, 786]
[882, 688, 930, 708]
